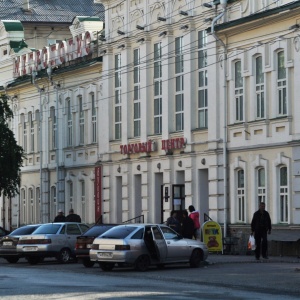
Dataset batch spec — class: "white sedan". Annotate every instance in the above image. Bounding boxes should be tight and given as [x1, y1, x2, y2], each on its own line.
[90, 223, 208, 271]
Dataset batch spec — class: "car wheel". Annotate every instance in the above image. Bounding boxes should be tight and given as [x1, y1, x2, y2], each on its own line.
[26, 257, 42, 265]
[6, 257, 19, 263]
[190, 249, 203, 268]
[135, 254, 150, 272]
[57, 248, 71, 263]
[99, 262, 115, 271]
[82, 258, 95, 268]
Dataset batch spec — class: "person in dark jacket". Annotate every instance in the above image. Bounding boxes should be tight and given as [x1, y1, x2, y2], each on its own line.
[65, 208, 81, 223]
[166, 210, 181, 233]
[54, 209, 66, 222]
[181, 210, 194, 239]
[251, 202, 271, 260]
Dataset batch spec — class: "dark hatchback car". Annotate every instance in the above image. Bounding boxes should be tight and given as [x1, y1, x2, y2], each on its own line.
[75, 224, 118, 267]
[0, 226, 10, 238]
[0, 224, 41, 263]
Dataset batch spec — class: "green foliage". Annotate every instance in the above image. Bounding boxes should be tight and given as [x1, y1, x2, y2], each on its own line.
[0, 94, 25, 197]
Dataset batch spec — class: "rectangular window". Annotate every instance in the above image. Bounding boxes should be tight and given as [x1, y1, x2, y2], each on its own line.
[22, 189, 26, 224]
[279, 167, 288, 223]
[50, 107, 56, 149]
[23, 116, 27, 153]
[154, 42, 162, 134]
[67, 99, 72, 146]
[69, 182, 73, 206]
[91, 93, 97, 143]
[36, 111, 40, 152]
[235, 61, 243, 121]
[81, 181, 85, 222]
[277, 51, 287, 115]
[79, 96, 84, 145]
[175, 37, 184, 131]
[29, 113, 34, 152]
[133, 48, 141, 137]
[115, 54, 122, 140]
[198, 31, 208, 129]
[237, 170, 245, 222]
[256, 56, 265, 118]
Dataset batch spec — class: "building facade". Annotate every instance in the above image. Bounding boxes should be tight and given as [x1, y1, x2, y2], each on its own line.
[1, 0, 300, 252]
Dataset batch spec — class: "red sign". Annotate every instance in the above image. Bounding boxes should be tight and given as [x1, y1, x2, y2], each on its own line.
[161, 138, 186, 150]
[94, 166, 102, 222]
[120, 140, 155, 154]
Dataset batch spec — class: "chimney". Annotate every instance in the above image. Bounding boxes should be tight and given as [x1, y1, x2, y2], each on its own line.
[23, 0, 30, 10]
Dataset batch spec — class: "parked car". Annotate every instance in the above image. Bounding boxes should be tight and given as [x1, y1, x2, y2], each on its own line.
[0, 226, 10, 237]
[17, 222, 89, 265]
[75, 223, 118, 268]
[0, 224, 41, 263]
[90, 224, 209, 272]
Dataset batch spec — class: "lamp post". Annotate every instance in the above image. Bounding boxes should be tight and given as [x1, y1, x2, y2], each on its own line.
[210, 0, 228, 237]
[32, 71, 45, 223]
[47, 66, 62, 215]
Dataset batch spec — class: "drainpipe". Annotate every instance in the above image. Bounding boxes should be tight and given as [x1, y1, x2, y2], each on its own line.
[211, 0, 228, 238]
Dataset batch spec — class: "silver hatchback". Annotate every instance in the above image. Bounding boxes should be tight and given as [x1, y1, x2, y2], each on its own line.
[17, 222, 89, 264]
[90, 224, 208, 271]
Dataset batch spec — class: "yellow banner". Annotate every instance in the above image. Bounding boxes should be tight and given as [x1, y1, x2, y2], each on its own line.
[202, 221, 223, 252]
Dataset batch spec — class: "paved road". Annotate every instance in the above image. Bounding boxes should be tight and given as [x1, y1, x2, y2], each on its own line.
[0, 255, 299, 299]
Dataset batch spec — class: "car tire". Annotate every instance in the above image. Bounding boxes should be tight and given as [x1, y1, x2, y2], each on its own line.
[82, 258, 95, 268]
[135, 254, 150, 272]
[6, 257, 19, 263]
[57, 248, 71, 263]
[99, 262, 115, 271]
[189, 249, 202, 268]
[26, 257, 43, 265]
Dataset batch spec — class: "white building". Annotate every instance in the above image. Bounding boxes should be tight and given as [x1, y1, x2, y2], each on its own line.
[1, 0, 300, 253]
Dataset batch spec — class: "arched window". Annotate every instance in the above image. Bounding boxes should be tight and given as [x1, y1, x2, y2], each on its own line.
[279, 166, 288, 223]
[81, 181, 86, 222]
[255, 56, 264, 118]
[21, 188, 26, 224]
[277, 51, 286, 115]
[28, 188, 34, 223]
[237, 169, 245, 222]
[257, 168, 266, 204]
[235, 61, 243, 121]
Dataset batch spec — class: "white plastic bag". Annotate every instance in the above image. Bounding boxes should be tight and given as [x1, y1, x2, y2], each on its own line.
[248, 235, 256, 250]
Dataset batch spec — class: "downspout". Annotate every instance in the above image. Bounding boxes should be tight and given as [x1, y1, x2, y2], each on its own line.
[211, 3, 228, 238]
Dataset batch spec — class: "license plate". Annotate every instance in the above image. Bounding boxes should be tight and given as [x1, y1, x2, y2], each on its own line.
[3, 241, 13, 246]
[23, 246, 38, 252]
[97, 252, 112, 258]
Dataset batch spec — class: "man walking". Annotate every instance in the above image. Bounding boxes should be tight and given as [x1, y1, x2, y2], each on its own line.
[251, 202, 271, 260]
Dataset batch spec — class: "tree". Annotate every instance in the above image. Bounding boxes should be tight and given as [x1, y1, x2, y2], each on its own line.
[0, 94, 25, 197]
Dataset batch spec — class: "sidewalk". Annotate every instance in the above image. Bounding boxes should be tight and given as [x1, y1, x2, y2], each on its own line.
[206, 253, 300, 264]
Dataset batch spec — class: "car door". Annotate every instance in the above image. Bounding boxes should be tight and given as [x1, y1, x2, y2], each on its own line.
[151, 226, 167, 262]
[160, 226, 189, 261]
[66, 224, 82, 252]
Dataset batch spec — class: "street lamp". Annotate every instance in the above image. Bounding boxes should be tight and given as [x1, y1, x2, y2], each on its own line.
[47, 67, 62, 215]
[210, 0, 228, 237]
[32, 71, 45, 223]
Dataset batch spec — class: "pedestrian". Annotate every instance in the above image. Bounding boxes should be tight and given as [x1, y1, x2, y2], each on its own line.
[65, 208, 81, 223]
[166, 210, 181, 233]
[188, 205, 200, 239]
[251, 202, 271, 260]
[181, 210, 194, 239]
[53, 209, 66, 222]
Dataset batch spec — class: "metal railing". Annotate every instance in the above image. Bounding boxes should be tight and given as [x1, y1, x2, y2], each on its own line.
[122, 215, 144, 224]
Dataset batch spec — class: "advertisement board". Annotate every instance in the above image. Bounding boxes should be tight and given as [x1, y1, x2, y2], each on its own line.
[202, 220, 223, 252]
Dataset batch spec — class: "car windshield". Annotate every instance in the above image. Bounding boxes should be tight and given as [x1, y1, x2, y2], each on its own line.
[32, 224, 61, 234]
[83, 225, 116, 237]
[100, 226, 138, 239]
[9, 226, 40, 236]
